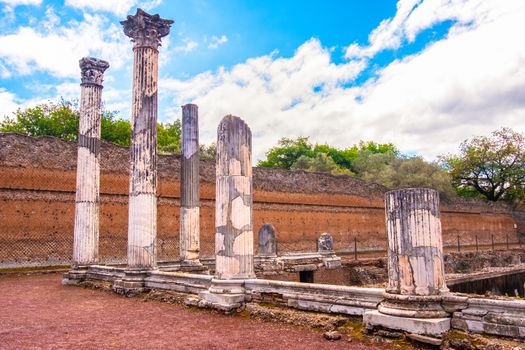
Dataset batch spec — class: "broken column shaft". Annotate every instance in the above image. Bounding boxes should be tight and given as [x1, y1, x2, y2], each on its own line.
[379, 188, 448, 318]
[384, 188, 448, 298]
[121, 9, 173, 269]
[72, 57, 109, 267]
[214, 115, 255, 280]
[180, 104, 201, 264]
[364, 188, 450, 340]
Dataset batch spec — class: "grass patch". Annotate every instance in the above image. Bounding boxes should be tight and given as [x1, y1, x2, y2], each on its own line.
[0, 265, 69, 274]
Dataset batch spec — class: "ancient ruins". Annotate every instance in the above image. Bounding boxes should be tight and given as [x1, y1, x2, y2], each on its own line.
[51, 8, 525, 346]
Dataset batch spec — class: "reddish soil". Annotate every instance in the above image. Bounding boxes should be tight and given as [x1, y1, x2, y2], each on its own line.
[0, 273, 387, 350]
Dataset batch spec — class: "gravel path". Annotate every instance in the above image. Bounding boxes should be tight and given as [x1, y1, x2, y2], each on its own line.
[0, 273, 389, 350]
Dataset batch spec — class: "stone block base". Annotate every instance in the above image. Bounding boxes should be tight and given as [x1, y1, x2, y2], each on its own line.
[198, 278, 247, 313]
[62, 268, 88, 285]
[199, 291, 245, 312]
[112, 269, 152, 297]
[178, 260, 209, 273]
[364, 310, 450, 338]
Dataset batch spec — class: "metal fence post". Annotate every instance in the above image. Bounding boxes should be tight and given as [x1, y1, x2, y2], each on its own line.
[354, 237, 357, 261]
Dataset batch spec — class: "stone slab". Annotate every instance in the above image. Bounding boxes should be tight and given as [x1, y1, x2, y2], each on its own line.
[363, 310, 450, 337]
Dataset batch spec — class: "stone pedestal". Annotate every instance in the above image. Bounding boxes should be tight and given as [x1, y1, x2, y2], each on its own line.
[201, 115, 254, 311]
[258, 224, 277, 257]
[64, 57, 109, 285]
[179, 104, 204, 271]
[364, 188, 450, 341]
[62, 266, 89, 285]
[113, 269, 151, 296]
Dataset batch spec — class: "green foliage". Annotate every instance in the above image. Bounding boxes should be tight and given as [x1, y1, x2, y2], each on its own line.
[258, 136, 455, 200]
[158, 120, 182, 154]
[101, 112, 131, 146]
[0, 100, 183, 153]
[440, 127, 525, 202]
[1, 100, 79, 141]
[258, 137, 314, 169]
[356, 152, 456, 201]
[291, 152, 354, 176]
[199, 142, 217, 161]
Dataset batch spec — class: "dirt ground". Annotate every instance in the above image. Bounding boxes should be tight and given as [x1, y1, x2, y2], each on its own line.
[0, 273, 389, 350]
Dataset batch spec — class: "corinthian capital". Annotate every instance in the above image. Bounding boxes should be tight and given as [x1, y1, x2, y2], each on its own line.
[121, 8, 173, 49]
[79, 57, 110, 87]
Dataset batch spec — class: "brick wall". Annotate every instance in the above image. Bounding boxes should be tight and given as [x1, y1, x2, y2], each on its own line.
[0, 133, 520, 266]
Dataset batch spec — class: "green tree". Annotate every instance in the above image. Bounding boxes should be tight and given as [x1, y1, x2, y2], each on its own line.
[1, 100, 79, 141]
[354, 150, 455, 200]
[257, 137, 397, 172]
[258, 137, 314, 169]
[291, 152, 354, 176]
[158, 119, 182, 154]
[0, 100, 133, 146]
[101, 112, 131, 146]
[441, 127, 525, 202]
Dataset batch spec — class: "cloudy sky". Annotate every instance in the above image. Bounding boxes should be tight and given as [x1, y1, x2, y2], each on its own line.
[0, 0, 524, 162]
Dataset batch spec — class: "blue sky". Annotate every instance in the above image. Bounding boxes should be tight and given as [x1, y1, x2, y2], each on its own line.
[0, 0, 524, 161]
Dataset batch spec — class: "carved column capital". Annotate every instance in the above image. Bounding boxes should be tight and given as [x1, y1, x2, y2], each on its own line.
[121, 8, 173, 49]
[79, 57, 109, 87]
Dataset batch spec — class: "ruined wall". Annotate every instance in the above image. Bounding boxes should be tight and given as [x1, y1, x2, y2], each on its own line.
[0, 133, 520, 266]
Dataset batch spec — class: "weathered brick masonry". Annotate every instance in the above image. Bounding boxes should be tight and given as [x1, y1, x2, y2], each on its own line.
[0, 133, 521, 265]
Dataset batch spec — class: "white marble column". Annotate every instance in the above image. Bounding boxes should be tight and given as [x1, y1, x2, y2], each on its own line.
[200, 115, 254, 310]
[384, 188, 448, 298]
[72, 57, 109, 267]
[364, 188, 450, 340]
[121, 9, 173, 269]
[214, 115, 255, 280]
[180, 104, 201, 264]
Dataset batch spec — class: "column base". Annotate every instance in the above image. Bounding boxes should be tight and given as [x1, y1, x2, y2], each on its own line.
[178, 259, 208, 273]
[379, 292, 449, 318]
[364, 310, 450, 339]
[62, 266, 89, 285]
[112, 268, 152, 297]
[198, 279, 247, 313]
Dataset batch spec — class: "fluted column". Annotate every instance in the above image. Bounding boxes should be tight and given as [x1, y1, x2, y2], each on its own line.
[379, 188, 449, 318]
[180, 104, 201, 263]
[121, 9, 173, 269]
[364, 188, 450, 339]
[72, 57, 109, 267]
[215, 115, 255, 280]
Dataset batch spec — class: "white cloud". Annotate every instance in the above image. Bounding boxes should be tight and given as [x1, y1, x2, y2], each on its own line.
[208, 35, 228, 49]
[65, 0, 162, 16]
[158, 0, 525, 162]
[0, 88, 20, 120]
[160, 38, 366, 157]
[0, 13, 130, 78]
[0, 0, 41, 6]
[174, 38, 198, 53]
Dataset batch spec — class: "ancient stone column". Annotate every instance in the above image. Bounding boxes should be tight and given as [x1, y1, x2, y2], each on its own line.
[121, 9, 173, 269]
[200, 115, 254, 310]
[180, 104, 201, 265]
[72, 57, 109, 268]
[382, 188, 448, 305]
[214, 115, 255, 280]
[364, 188, 450, 340]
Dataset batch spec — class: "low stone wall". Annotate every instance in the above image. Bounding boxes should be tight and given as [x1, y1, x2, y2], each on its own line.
[446, 295, 525, 339]
[77, 264, 525, 341]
